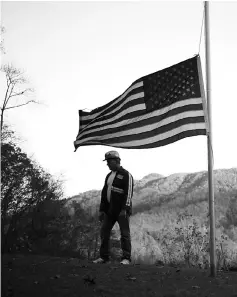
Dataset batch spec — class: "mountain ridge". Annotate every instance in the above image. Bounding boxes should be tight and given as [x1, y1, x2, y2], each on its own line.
[65, 168, 237, 217]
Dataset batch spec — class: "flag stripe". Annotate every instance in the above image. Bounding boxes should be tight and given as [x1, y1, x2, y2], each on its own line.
[78, 99, 204, 139]
[80, 91, 144, 130]
[80, 97, 203, 134]
[75, 124, 206, 149]
[78, 109, 204, 140]
[76, 116, 205, 145]
[80, 100, 145, 132]
[81, 81, 143, 123]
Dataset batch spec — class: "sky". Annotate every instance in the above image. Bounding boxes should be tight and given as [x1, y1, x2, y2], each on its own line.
[1, 1, 237, 198]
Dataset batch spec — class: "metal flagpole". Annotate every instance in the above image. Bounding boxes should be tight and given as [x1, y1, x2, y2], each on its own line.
[204, 1, 216, 277]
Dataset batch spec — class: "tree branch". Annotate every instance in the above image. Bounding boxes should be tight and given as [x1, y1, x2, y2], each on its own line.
[9, 88, 33, 98]
[2, 83, 11, 109]
[5, 100, 38, 110]
[3, 84, 15, 110]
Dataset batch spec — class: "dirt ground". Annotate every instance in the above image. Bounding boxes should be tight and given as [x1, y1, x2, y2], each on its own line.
[2, 254, 237, 297]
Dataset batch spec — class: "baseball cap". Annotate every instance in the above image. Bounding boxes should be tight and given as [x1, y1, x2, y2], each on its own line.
[103, 150, 120, 161]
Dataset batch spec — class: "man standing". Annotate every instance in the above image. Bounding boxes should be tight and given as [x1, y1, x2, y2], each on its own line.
[93, 150, 134, 265]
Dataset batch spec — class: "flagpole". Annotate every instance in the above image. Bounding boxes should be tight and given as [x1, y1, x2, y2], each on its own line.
[204, 1, 216, 277]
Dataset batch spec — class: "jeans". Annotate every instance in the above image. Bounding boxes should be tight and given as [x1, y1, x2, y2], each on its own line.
[100, 214, 131, 261]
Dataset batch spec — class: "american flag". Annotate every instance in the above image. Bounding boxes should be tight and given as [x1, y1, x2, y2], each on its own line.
[74, 55, 207, 151]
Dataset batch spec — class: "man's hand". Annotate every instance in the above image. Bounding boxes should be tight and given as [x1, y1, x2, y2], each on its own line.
[99, 211, 105, 222]
[119, 209, 127, 218]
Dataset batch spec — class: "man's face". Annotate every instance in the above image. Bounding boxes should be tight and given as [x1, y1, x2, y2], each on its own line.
[107, 158, 118, 171]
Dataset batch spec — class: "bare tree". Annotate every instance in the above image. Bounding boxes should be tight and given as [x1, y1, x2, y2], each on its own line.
[0, 64, 37, 132]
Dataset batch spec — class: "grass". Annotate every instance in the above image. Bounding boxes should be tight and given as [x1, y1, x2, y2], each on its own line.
[2, 253, 237, 297]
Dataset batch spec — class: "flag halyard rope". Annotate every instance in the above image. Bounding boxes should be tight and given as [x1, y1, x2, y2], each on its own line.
[198, 2, 205, 54]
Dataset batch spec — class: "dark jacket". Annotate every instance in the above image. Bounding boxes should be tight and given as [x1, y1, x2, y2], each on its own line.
[99, 166, 134, 217]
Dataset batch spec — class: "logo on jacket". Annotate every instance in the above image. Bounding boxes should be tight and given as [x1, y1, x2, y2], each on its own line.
[111, 186, 124, 194]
